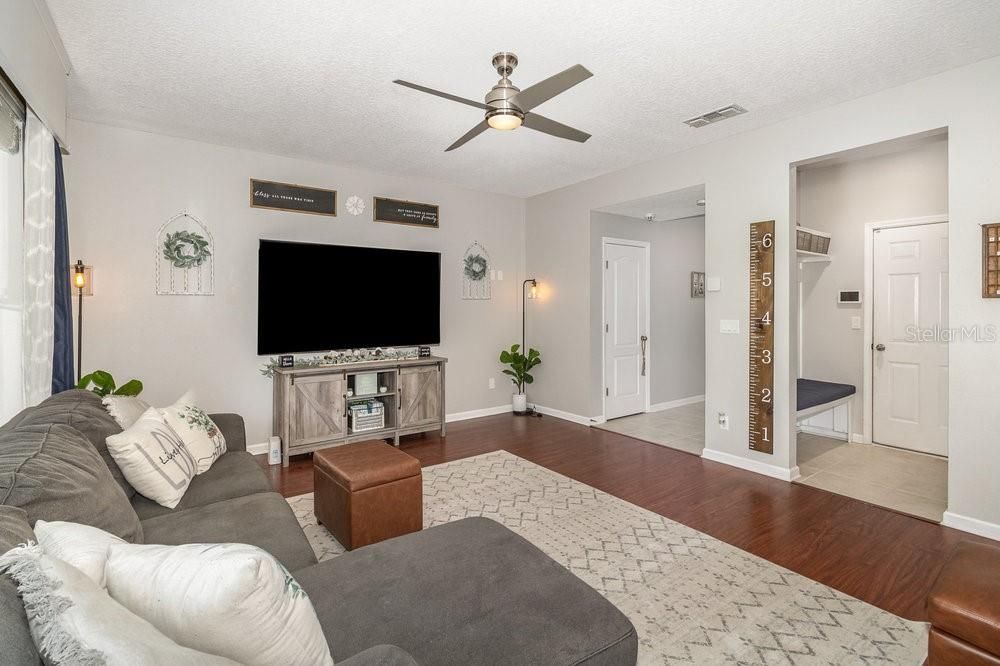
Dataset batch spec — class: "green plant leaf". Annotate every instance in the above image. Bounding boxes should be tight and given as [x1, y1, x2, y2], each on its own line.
[113, 380, 144, 396]
[510, 344, 520, 354]
[76, 372, 94, 390]
[499, 350, 512, 363]
[501, 369, 517, 377]
[523, 373, 534, 384]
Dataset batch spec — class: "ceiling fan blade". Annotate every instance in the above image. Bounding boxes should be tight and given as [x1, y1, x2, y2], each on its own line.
[522, 113, 591, 143]
[445, 120, 490, 151]
[393, 80, 489, 111]
[511, 64, 592, 112]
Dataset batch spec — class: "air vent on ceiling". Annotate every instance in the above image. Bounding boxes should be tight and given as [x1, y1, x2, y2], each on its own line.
[683, 104, 748, 128]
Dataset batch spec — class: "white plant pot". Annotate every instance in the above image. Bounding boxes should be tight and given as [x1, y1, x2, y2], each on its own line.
[512, 393, 528, 414]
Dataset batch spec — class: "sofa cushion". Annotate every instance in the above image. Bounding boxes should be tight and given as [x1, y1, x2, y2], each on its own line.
[295, 517, 638, 665]
[131, 451, 272, 520]
[0, 423, 143, 543]
[0, 506, 38, 665]
[140, 492, 317, 572]
[7, 389, 135, 498]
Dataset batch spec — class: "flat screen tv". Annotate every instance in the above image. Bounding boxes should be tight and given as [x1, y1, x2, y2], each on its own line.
[257, 240, 440, 354]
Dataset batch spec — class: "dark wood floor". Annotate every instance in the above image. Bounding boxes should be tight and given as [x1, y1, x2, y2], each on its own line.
[257, 412, 995, 622]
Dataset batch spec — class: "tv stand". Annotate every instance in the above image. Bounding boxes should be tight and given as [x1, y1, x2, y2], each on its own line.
[272, 356, 446, 466]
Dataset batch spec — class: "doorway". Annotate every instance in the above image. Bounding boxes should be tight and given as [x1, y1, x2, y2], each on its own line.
[603, 238, 649, 420]
[590, 185, 707, 455]
[793, 131, 949, 522]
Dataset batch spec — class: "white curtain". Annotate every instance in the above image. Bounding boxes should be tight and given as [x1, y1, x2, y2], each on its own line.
[22, 110, 56, 407]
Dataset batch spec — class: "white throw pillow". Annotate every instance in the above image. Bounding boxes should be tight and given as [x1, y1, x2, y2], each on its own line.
[106, 407, 198, 508]
[34, 520, 124, 588]
[160, 391, 226, 474]
[106, 542, 334, 666]
[102, 395, 151, 430]
[0, 544, 238, 665]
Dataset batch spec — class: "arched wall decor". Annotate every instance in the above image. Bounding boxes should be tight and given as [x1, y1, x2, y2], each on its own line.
[155, 212, 215, 295]
[461, 241, 491, 300]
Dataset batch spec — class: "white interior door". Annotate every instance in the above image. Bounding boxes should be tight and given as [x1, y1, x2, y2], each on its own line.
[873, 222, 948, 456]
[603, 241, 648, 420]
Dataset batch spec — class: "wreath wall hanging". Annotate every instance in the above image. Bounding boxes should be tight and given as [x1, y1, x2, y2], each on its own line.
[155, 212, 215, 295]
[462, 241, 491, 300]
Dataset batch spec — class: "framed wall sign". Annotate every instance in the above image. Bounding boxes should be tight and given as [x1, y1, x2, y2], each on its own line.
[250, 179, 337, 216]
[983, 223, 1000, 298]
[373, 197, 439, 228]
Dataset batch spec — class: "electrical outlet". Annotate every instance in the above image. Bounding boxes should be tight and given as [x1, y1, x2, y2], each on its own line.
[497, 270, 503, 281]
[489, 269, 496, 281]
[718, 412, 729, 430]
[488, 377, 495, 390]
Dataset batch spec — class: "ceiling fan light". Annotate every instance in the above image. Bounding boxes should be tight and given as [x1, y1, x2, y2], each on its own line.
[487, 112, 522, 131]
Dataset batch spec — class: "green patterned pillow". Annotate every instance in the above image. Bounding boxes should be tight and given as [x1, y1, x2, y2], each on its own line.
[160, 391, 226, 475]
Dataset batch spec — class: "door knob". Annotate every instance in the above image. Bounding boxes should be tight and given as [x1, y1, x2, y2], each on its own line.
[875, 343, 886, 351]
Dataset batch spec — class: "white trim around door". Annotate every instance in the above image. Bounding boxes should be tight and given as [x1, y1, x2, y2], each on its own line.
[601, 237, 651, 421]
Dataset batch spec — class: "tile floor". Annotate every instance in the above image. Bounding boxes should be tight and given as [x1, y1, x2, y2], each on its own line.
[795, 432, 948, 522]
[595, 401, 705, 455]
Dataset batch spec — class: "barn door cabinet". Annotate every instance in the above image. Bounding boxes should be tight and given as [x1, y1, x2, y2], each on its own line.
[273, 356, 446, 466]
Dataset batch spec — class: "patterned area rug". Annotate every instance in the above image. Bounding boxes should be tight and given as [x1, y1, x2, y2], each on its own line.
[287, 450, 928, 664]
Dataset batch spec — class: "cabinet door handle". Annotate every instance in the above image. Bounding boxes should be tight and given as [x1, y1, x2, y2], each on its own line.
[398, 386, 402, 410]
[343, 394, 347, 418]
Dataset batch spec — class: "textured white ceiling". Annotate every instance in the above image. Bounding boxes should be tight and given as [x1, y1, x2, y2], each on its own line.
[597, 185, 706, 222]
[47, 0, 1000, 197]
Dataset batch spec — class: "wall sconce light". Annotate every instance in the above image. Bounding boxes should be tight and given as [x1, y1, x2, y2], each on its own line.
[527, 279, 538, 300]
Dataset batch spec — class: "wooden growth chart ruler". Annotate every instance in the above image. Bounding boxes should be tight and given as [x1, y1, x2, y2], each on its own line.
[749, 220, 775, 454]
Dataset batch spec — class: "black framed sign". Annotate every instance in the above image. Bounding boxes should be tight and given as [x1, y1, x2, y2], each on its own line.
[250, 179, 337, 217]
[373, 197, 439, 228]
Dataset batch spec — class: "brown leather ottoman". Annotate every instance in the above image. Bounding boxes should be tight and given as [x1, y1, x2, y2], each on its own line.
[927, 541, 1000, 665]
[313, 441, 422, 551]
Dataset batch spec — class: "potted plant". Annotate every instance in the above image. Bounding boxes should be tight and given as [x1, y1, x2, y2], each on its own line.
[76, 370, 144, 397]
[499, 344, 541, 414]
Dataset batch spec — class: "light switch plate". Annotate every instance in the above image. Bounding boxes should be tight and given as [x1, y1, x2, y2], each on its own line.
[706, 276, 722, 292]
[851, 316, 861, 330]
[720, 319, 740, 334]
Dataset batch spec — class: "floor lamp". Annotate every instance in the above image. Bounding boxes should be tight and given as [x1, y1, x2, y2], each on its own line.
[521, 278, 540, 417]
[73, 260, 92, 382]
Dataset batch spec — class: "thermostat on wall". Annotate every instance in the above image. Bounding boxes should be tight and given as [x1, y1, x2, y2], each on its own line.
[838, 290, 862, 304]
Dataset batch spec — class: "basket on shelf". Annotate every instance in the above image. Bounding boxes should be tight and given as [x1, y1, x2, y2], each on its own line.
[349, 400, 385, 433]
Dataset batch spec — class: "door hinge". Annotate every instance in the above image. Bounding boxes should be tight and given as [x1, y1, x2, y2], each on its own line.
[605, 260, 609, 269]
[605, 323, 609, 333]
[605, 387, 609, 396]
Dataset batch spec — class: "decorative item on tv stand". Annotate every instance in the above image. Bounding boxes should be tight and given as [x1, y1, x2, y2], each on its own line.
[499, 344, 541, 415]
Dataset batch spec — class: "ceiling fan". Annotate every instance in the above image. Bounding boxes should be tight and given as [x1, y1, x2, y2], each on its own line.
[393, 52, 593, 151]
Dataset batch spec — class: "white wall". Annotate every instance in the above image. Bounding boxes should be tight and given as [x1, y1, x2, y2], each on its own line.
[797, 137, 949, 438]
[65, 120, 525, 445]
[0, 0, 69, 142]
[525, 56, 1000, 536]
[589, 211, 705, 414]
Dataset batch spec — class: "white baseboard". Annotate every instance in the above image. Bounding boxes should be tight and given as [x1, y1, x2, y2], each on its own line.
[648, 394, 705, 412]
[530, 404, 602, 426]
[701, 447, 800, 482]
[943, 511, 1000, 541]
[797, 424, 849, 442]
[247, 442, 268, 455]
[445, 404, 512, 422]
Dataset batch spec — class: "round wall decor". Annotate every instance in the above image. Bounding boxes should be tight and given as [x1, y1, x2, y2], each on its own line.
[346, 195, 365, 216]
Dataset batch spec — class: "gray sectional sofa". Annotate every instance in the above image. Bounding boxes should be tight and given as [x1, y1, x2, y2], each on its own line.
[0, 390, 637, 665]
